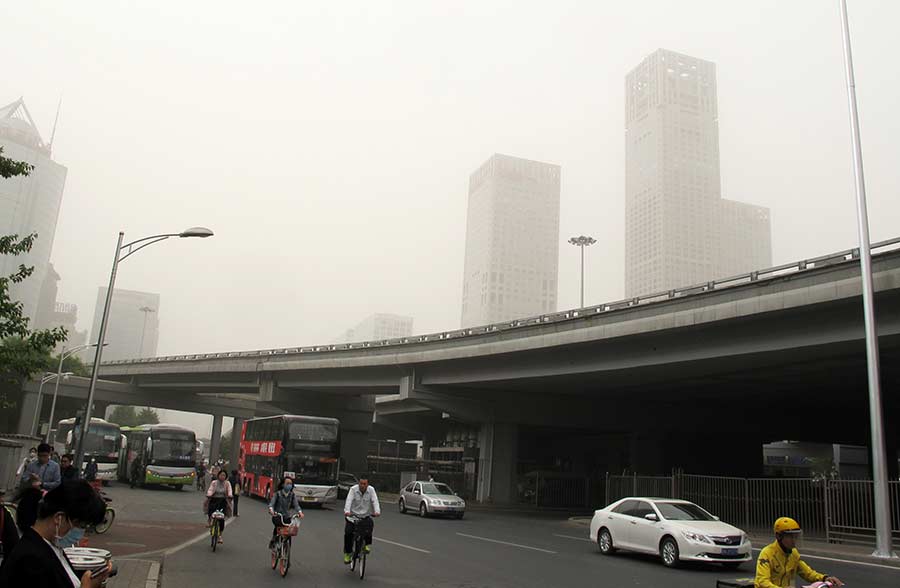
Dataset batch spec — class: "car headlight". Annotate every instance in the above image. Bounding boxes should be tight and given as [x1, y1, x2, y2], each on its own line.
[742, 533, 750, 544]
[681, 531, 713, 544]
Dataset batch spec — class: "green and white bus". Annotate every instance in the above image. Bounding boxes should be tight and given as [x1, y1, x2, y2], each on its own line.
[120, 424, 197, 489]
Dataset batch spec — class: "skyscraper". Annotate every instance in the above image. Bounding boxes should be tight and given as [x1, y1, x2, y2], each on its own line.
[624, 49, 771, 298]
[460, 154, 560, 328]
[0, 98, 68, 322]
[340, 313, 414, 342]
[87, 288, 160, 362]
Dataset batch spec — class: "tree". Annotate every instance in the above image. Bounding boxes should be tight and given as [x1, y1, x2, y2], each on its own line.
[219, 429, 232, 463]
[136, 407, 160, 425]
[0, 147, 68, 425]
[108, 405, 140, 427]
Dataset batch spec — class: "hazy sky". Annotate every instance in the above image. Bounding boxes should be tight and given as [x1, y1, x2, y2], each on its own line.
[5, 1, 899, 358]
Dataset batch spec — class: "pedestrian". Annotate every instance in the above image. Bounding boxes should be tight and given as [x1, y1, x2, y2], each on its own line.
[228, 469, 241, 516]
[15, 447, 37, 478]
[0, 488, 19, 566]
[0, 479, 111, 587]
[15, 442, 61, 534]
[83, 457, 98, 482]
[59, 454, 79, 482]
[204, 470, 233, 544]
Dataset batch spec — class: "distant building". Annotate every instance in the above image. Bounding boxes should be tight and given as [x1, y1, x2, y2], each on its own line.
[342, 313, 414, 342]
[460, 154, 561, 328]
[624, 50, 771, 297]
[86, 288, 160, 362]
[33, 263, 87, 353]
[0, 98, 68, 322]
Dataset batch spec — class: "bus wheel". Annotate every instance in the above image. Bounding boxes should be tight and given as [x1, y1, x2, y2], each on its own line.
[174, 484, 183, 491]
[265, 486, 271, 502]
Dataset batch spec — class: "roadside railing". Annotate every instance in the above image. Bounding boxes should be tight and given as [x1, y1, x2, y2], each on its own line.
[606, 472, 899, 548]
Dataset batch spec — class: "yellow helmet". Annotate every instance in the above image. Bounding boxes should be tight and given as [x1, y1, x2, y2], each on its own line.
[774, 517, 802, 534]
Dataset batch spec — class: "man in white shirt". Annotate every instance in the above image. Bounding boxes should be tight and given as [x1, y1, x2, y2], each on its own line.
[342, 476, 380, 564]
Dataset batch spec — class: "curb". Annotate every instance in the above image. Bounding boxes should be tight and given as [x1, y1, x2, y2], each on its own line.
[145, 562, 160, 588]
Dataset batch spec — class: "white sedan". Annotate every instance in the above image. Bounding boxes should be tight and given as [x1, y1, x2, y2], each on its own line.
[589, 497, 752, 568]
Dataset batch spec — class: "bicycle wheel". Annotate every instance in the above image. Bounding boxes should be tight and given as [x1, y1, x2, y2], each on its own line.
[211, 523, 218, 552]
[280, 539, 290, 577]
[94, 508, 115, 534]
[359, 551, 366, 580]
[271, 538, 279, 569]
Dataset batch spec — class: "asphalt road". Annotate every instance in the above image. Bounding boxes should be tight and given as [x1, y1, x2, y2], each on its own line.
[157, 492, 900, 588]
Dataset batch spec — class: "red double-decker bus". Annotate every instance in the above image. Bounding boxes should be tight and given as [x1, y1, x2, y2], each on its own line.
[239, 415, 341, 505]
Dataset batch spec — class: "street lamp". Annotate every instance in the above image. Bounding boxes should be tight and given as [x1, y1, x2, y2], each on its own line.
[838, 0, 895, 559]
[44, 343, 104, 443]
[73, 227, 213, 472]
[138, 306, 156, 357]
[30, 372, 72, 436]
[568, 235, 596, 308]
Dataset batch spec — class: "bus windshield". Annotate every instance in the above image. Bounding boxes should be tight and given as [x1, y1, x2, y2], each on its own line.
[288, 421, 338, 442]
[73, 424, 120, 457]
[286, 456, 338, 486]
[151, 431, 196, 464]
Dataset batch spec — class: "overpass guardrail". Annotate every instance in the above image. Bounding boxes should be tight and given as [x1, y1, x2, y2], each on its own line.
[104, 236, 900, 365]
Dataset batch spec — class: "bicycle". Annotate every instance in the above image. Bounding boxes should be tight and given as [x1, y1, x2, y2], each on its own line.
[347, 515, 373, 580]
[270, 514, 300, 577]
[209, 509, 225, 552]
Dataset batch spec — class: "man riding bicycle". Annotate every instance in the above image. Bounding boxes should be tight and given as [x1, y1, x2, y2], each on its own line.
[343, 475, 380, 564]
[268, 476, 303, 549]
[755, 517, 843, 588]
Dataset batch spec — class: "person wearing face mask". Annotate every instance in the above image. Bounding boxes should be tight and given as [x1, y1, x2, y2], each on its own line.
[204, 470, 233, 544]
[0, 479, 109, 587]
[15, 447, 38, 478]
[16, 443, 62, 534]
[268, 477, 303, 549]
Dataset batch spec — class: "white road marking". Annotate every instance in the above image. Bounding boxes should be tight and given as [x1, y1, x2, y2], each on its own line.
[373, 537, 431, 554]
[457, 532, 558, 554]
[750, 548, 900, 572]
[552, 533, 591, 542]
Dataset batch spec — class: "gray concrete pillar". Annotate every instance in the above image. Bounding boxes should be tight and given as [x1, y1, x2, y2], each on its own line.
[341, 430, 368, 475]
[210, 415, 223, 462]
[476, 423, 518, 504]
[230, 417, 244, 470]
[17, 391, 39, 435]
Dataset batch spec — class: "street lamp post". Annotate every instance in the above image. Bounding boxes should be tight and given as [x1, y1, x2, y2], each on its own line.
[44, 343, 103, 443]
[838, 0, 896, 559]
[73, 227, 213, 472]
[568, 235, 596, 308]
[138, 306, 156, 357]
[31, 372, 68, 437]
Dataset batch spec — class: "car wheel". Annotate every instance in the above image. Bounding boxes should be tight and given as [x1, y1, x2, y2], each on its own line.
[598, 528, 615, 555]
[660, 537, 680, 568]
[419, 503, 428, 518]
[399, 498, 407, 514]
[456, 512, 464, 520]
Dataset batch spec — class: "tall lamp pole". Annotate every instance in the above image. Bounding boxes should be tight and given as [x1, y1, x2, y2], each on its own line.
[568, 235, 596, 308]
[73, 227, 213, 472]
[30, 372, 70, 436]
[138, 306, 156, 357]
[838, 0, 896, 559]
[45, 343, 103, 443]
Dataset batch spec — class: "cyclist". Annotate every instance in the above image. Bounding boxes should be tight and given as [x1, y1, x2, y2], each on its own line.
[205, 469, 233, 544]
[342, 475, 380, 564]
[755, 517, 843, 588]
[268, 476, 303, 549]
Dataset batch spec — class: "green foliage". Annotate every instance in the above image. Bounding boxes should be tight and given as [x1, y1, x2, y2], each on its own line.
[219, 429, 232, 462]
[136, 407, 160, 425]
[108, 405, 140, 427]
[0, 148, 68, 414]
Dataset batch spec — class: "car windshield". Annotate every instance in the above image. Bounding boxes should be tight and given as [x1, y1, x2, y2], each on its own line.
[422, 483, 453, 495]
[655, 502, 716, 521]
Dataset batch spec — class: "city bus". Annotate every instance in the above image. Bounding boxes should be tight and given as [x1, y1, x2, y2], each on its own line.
[239, 415, 340, 505]
[56, 417, 122, 484]
[120, 424, 197, 490]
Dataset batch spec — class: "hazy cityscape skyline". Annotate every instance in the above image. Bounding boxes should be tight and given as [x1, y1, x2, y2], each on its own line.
[3, 1, 899, 359]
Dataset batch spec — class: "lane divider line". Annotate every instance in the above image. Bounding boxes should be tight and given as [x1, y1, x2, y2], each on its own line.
[456, 532, 557, 554]
[373, 537, 431, 554]
[552, 533, 591, 542]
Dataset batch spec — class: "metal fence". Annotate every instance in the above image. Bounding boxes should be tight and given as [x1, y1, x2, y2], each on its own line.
[606, 473, 900, 548]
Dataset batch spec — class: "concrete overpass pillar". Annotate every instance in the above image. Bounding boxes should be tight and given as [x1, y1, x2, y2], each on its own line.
[17, 391, 39, 435]
[231, 417, 244, 471]
[476, 423, 518, 504]
[210, 415, 223, 462]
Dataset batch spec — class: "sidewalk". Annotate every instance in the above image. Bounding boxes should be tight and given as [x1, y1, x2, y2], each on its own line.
[107, 558, 160, 588]
[566, 516, 900, 569]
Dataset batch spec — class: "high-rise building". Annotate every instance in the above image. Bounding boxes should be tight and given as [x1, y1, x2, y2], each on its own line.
[624, 49, 771, 297]
[0, 98, 68, 322]
[87, 288, 160, 362]
[341, 313, 414, 342]
[33, 263, 87, 353]
[460, 154, 560, 328]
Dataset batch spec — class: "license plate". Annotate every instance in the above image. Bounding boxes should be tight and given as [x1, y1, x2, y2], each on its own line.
[721, 548, 738, 556]
[302, 496, 317, 502]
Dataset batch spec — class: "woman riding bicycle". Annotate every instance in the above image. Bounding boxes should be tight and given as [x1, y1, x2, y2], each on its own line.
[268, 476, 303, 548]
[205, 470, 233, 544]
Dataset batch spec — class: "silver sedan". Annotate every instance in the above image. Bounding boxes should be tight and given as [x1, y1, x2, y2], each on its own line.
[399, 481, 466, 519]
